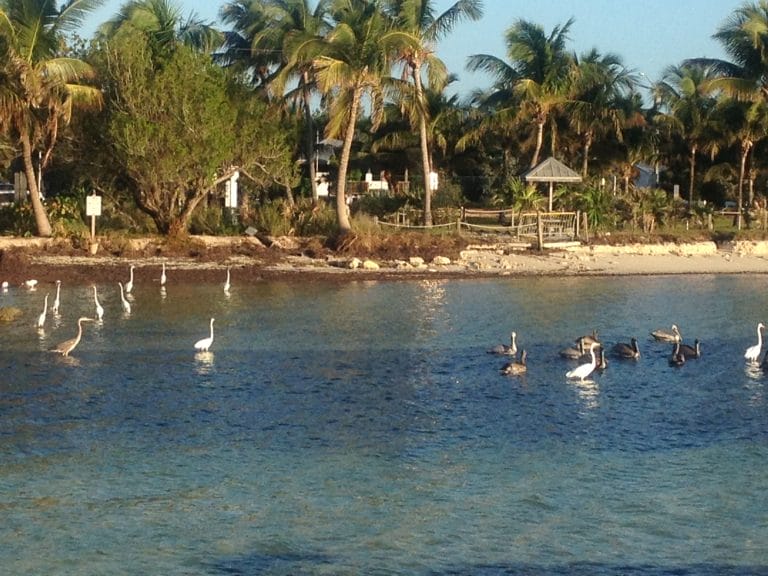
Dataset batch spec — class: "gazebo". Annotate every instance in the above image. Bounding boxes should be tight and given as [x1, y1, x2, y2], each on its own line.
[523, 156, 582, 211]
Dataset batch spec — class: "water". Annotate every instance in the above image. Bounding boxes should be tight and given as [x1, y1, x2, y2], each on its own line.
[1, 275, 767, 575]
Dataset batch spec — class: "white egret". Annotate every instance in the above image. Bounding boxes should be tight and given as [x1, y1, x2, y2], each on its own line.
[23, 279, 38, 290]
[1, 280, 8, 291]
[744, 322, 765, 363]
[92, 285, 104, 321]
[501, 349, 527, 376]
[194, 318, 215, 352]
[488, 332, 517, 356]
[651, 324, 681, 342]
[223, 268, 231, 293]
[125, 265, 135, 294]
[612, 337, 640, 359]
[160, 262, 167, 287]
[36, 293, 49, 329]
[52, 280, 61, 315]
[566, 342, 599, 382]
[52, 317, 94, 356]
[118, 281, 131, 314]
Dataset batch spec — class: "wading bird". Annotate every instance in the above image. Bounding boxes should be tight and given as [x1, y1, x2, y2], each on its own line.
[118, 282, 131, 314]
[52, 280, 61, 315]
[52, 317, 94, 356]
[93, 285, 104, 321]
[36, 293, 49, 329]
[125, 265, 135, 294]
[160, 262, 167, 287]
[566, 342, 599, 382]
[669, 341, 686, 366]
[195, 318, 215, 352]
[679, 339, 701, 359]
[745, 322, 765, 364]
[223, 268, 231, 293]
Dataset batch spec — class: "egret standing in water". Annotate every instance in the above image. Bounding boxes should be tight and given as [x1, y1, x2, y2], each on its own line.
[92, 285, 104, 321]
[118, 281, 131, 314]
[52, 280, 61, 315]
[566, 342, 599, 382]
[125, 265, 135, 294]
[160, 262, 167, 287]
[36, 293, 49, 329]
[52, 317, 94, 356]
[745, 322, 765, 364]
[223, 268, 231, 294]
[195, 318, 216, 352]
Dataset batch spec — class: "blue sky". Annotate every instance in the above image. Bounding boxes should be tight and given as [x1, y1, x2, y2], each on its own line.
[84, 0, 745, 99]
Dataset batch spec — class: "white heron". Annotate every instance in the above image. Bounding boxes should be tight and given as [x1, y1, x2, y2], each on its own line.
[501, 349, 527, 376]
[118, 281, 131, 314]
[23, 279, 38, 290]
[1, 280, 8, 291]
[160, 262, 167, 287]
[194, 318, 216, 352]
[52, 280, 61, 315]
[488, 331, 517, 356]
[651, 324, 681, 342]
[36, 293, 49, 329]
[92, 285, 104, 321]
[125, 265, 135, 294]
[52, 317, 94, 356]
[566, 342, 599, 382]
[223, 268, 231, 293]
[745, 322, 765, 363]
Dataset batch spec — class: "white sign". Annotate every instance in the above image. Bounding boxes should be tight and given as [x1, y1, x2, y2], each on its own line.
[86, 194, 102, 217]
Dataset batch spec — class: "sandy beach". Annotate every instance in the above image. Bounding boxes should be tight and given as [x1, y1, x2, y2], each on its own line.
[2, 236, 768, 285]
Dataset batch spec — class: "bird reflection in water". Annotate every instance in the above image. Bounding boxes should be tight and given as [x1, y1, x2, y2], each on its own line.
[194, 351, 215, 375]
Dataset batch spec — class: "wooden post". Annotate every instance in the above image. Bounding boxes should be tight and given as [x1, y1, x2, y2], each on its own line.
[536, 210, 544, 251]
[575, 210, 580, 240]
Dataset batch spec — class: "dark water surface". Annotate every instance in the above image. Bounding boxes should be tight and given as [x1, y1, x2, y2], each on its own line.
[1, 275, 767, 575]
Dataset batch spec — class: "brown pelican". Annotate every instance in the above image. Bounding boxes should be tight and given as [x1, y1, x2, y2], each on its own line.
[669, 342, 686, 366]
[679, 339, 701, 359]
[501, 349, 527, 376]
[651, 324, 681, 342]
[612, 337, 640, 359]
[488, 332, 517, 356]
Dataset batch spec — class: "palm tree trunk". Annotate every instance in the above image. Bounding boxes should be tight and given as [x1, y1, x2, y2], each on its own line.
[303, 77, 318, 206]
[334, 89, 360, 235]
[737, 143, 749, 230]
[20, 133, 52, 237]
[412, 64, 433, 227]
[688, 146, 697, 205]
[581, 131, 592, 178]
[531, 120, 545, 168]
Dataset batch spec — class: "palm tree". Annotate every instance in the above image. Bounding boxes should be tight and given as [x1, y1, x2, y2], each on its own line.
[567, 49, 635, 178]
[303, 0, 416, 235]
[384, 0, 482, 226]
[654, 64, 719, 206]
[0, 0, 105, 237]
[467, 18, 574, 168]
[98, 0, 222, 55]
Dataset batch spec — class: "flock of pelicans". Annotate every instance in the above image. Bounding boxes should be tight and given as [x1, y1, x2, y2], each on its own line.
[489, 322, 768, 381]
[6, 264, 233, 357]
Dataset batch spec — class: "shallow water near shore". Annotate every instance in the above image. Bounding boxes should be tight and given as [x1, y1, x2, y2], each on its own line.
[1, 275, 767, 575]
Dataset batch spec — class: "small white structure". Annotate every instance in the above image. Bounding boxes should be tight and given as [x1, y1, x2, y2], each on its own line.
[225, 171, 239, 208]
[315, 172, 330, 197]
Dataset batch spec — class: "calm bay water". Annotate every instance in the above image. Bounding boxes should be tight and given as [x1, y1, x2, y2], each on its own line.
[1, 274, 767, 575]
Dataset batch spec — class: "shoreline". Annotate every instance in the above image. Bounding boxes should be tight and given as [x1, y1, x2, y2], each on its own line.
[2, 237, 768, 285]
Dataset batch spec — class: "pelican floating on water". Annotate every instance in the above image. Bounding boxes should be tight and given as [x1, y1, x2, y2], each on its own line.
[488, 332, 517, 356]
[679, 339, 701, 359]
[501, 349, 527, 376]
[612, 337, 640, 359]
[651, 324, 681, 342]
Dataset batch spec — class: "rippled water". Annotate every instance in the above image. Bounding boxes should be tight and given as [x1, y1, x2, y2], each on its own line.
[1, 275, 767, 575]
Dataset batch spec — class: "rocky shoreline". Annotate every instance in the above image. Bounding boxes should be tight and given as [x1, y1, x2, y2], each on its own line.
[2, 237, 768, 286]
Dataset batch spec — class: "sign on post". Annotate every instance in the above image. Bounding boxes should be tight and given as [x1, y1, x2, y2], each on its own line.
[86, 193, 102, 241]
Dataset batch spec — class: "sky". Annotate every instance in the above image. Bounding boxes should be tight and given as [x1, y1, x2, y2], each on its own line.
[83, 0, 746, 99]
